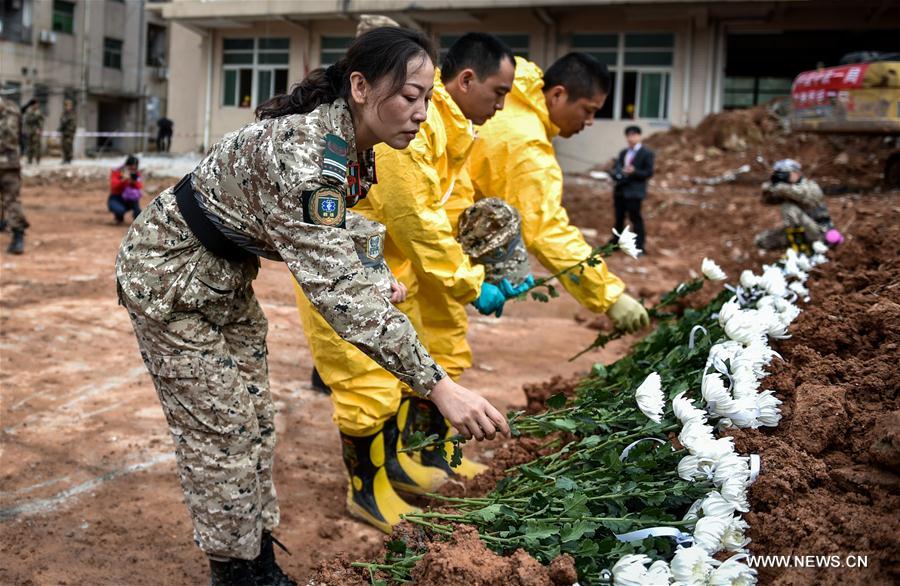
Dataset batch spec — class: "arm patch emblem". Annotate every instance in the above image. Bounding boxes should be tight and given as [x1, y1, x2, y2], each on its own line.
[303, 186, 346, 227]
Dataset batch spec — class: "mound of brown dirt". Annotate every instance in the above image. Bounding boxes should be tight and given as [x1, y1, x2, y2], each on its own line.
[439, 436, 554, 498]
[522, 374, 581, 414]
[410, 525, 576, 586]
[732, 204, 900, 585]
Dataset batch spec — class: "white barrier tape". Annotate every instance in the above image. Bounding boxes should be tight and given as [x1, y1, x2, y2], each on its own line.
[615, 526, 694, 546]
[688, 325, 708, 350]
[749, 454, 761, 483]
[619, 437, 665, 461]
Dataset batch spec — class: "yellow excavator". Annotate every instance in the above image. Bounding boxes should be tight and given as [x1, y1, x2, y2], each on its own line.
[791, 54, 900, 186]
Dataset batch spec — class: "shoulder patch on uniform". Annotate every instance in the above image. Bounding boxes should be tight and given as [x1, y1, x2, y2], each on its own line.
[365, 234, 382, 260]
[303, 186, 346, 228]
[321, 133, 349, 184]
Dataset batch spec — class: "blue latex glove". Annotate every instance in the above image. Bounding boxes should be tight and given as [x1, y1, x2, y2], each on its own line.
[472, 282, 507, 317]
[498, 275, 535, 298]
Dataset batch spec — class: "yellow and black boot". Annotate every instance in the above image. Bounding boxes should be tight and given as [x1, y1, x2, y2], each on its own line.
[382, 409, 448, 495]
[340, 428, 420, 534]
[400, 397, 488, 479]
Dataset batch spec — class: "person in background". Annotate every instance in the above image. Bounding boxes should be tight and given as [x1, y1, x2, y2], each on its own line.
[156, 116, 173, 153]
[108, 155, 143, 224]
[469, 53, 651, 335]
[1, 96, 28, 254]
[23, 101, 43, 165]
[59, 99, 77, 164]
[755, 158, 843, 251]
[612, 125, 654, 254]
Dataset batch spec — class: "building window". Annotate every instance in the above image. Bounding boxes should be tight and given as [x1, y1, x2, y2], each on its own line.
[104, 37, 123, 69]
[52, 0, 75, 35]
[572, 32, 673, 121]
[146, 23, 167, 67]
[2, 81, 23, 105]
[222, 37, 290, 108]
[438, 34, 530, 63]
[319, 36, 353, 67]
[724, 76, 793, 109]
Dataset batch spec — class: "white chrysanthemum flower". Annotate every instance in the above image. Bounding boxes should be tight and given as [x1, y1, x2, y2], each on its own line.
[678, 420, 717, 452]
[760, 265, 788, 297]
[646, 560, 672, 583]
[702, 372, 738, 415]
[673, 391, 707, 425]
[670, 547, 715, 583]
[812, 241, 828, 254]
[683, 499, 703, 522]
[795, 253, 812, 272]
[717, 297, 743, 327]
[716, 417, 735, 431]
[634, 372, 664, 423]
[678, 454, 716, 481]
[709, 556, 758, 586]
[689, 436, 736, 461]
[755, 390, 782, 427]
[700, 491, 737, 519]
[720, 475, 750, 512]
[722, 516, 751, 552]
[781, 250, 802, 278]
[756, 305, 790, 339]
[611, 554, 653, 586]
[713, 453, 751, 485]
[613, 225, 642, 259]
[810, 253, 828, 266]
[727, 396, 762, 429]
[693, 516, 729, 554]
[721, 308, 768, 345]
[730, 366, 760, 400]
[739, 270, 760, 290]
[702, 258, 727, 281]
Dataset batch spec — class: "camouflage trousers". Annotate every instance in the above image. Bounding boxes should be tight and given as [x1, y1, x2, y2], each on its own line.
[26, 133, 41, 164]
[122, 285, 279, 560]
[0, 168, 28, 231]
[754, 203, 826, 250]
[61, 134, 74, 163]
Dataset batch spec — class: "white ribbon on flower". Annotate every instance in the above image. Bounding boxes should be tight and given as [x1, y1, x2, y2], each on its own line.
[749, 454, 761, 483]
[619, 437, 666, 461]
[689, 325, 708, 350]
[614, 526, 694, 546]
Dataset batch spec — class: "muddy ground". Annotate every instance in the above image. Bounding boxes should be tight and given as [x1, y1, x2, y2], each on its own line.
[1, 167, 895, 585]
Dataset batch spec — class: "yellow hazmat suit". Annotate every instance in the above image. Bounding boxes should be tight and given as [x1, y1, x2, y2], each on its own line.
[295, 73, 484, 435]
[469, 57, 625, 312]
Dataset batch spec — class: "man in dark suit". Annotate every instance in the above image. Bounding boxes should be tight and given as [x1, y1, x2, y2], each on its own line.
[612, 125, 654, 254]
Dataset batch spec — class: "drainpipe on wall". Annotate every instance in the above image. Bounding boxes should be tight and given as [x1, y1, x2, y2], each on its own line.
[203, 29, 213, 153]
[79, 0, 91, 146]
[681, 18, 693, 126]
[534, 7, 556, 67]
[136, 0, 146, 153]
[703, 20, 715, 116]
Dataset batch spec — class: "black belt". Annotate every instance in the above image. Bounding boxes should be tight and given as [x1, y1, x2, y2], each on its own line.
[174, 173, 255, 262]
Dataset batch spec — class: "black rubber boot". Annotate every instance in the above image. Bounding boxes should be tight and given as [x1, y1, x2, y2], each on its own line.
[310, 367, 331, 395]
[381, 410, 447, 495]
[252, 532, 296, 586]
[7, 229, 24, 255]
[209, 557, 257, 586]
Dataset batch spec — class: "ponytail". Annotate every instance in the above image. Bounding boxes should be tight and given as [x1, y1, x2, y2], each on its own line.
[256, 27, 435, 121]
[256, 61, 348, 120]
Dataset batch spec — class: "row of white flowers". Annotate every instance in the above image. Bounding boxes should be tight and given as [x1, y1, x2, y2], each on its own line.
[615, 242, 829, 585]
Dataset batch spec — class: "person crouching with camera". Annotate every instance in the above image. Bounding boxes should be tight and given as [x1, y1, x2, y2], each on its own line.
[108, 154, 143, 224]
[754, 158, 843, 251]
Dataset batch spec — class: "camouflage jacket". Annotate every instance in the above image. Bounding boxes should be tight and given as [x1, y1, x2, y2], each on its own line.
[59, 108, 77, 136]
[761, 178, 825, 211]
[23, 110, 43, 134]
[118, 99, 445, 396]
[0, 97, 21, 169]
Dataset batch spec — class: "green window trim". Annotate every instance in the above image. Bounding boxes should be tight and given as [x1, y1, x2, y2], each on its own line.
[52, 0, 75, 35]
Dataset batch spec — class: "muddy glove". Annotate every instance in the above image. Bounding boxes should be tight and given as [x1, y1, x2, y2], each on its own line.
[498, 275, 535, 298]
[607, 293, 650, 333]
[472, 282, 507, 317]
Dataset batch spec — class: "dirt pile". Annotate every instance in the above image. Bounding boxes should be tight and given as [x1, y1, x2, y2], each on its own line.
[411, 526, 577, 586]
[630, 103, 891, 192]
[731, 204, 900, 584]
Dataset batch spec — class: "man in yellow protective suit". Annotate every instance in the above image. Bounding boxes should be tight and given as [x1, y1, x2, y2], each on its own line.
[469, 53, 650, 333]
[295, 33, 522, 533]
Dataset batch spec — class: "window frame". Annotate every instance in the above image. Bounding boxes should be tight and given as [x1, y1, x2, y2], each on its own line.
[571, 32, 674, 121]
[103, 37, 124, 70]
[221, 37, 290, 108]
[52, 0, 75, 35]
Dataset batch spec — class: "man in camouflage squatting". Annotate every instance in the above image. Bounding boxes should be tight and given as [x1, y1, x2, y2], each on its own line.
[0, 97, 28, 254]
[59, 99, 77, 164]
[754, 159, 837, 251]
[23, 101, 43, 165]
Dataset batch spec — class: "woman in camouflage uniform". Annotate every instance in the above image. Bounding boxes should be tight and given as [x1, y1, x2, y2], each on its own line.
[116, 28, 509, 586]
